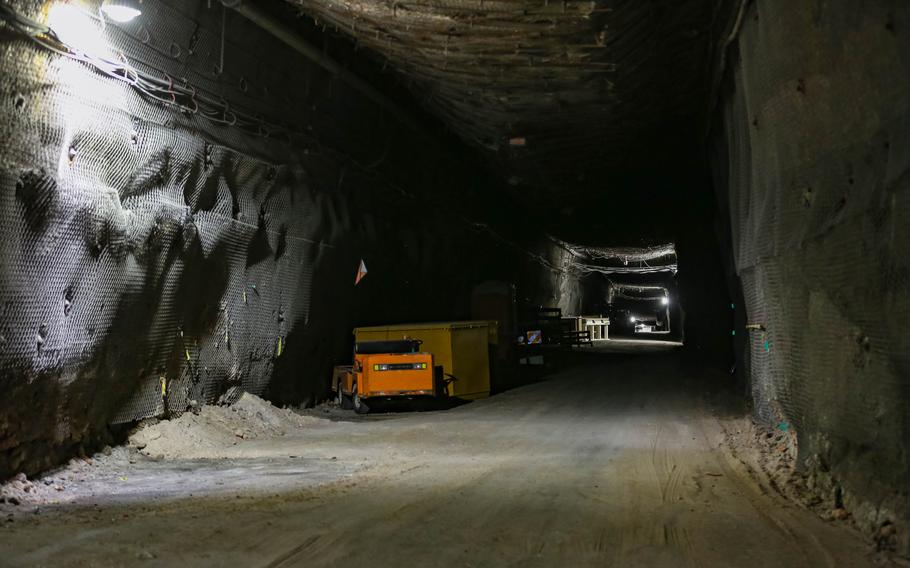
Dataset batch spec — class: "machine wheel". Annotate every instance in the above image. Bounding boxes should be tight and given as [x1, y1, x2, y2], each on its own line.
[335, 385, 354, 410]
[352, 383, 370, 415]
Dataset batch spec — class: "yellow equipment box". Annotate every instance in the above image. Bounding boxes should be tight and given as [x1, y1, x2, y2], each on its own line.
[354, 321, 496, 400]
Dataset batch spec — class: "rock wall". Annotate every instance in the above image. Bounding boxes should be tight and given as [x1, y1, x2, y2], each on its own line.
[0, 0, 579, 478]
[711, 0, 910, 551]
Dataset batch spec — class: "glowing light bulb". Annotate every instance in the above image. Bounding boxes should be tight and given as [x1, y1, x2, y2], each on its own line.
[661, 297, 669, 306]
[629, 316, 636, 323]
[48, 3, 109, 57]
[101, 4, 141, 23]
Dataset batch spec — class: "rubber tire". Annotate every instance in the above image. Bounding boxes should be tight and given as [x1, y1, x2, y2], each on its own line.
[352, 385, 370, 415]
[336, 382, 354, 410]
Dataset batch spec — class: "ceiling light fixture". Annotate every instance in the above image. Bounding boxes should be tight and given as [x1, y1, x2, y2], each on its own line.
[101, 1, 142, 23]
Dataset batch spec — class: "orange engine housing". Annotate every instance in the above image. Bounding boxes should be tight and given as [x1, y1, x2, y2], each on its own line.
[335, 352, 436, 399]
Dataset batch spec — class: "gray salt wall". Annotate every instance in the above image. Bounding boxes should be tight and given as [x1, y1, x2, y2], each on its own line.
[711, 0, 910, 548]
[0, 0, 580, 478]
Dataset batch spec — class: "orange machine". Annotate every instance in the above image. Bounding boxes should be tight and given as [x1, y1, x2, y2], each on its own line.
[332, 339, 440, 414]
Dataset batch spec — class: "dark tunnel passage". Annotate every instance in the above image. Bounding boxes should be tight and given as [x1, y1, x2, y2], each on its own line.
[0, 0, 908, 565]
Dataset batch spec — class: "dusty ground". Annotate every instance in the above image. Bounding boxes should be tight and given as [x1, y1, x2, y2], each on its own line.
[0, 340, 901, 567]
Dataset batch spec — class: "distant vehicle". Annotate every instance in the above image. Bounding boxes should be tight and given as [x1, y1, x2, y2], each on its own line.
[629, 314, 666, 334]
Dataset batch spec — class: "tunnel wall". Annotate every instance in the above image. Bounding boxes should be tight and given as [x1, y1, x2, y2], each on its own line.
[0, 0, 579, 478]
[711, 0, 910, 547]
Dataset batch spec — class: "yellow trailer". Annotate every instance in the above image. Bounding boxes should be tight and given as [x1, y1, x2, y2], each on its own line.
[354, 321, 496, 400]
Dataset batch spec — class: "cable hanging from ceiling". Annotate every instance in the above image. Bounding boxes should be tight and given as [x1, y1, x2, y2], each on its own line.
[550, 238, 678, 275]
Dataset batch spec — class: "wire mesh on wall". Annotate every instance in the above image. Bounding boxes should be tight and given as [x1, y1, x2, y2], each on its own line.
[712, 0, 910, 529]
[0, 0, 337, 434]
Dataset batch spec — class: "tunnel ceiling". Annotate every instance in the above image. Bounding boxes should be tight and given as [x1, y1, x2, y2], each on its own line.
[284, 0, 722, 207]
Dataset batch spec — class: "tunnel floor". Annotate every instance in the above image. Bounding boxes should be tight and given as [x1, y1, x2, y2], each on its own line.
[1, 343, 879, 567]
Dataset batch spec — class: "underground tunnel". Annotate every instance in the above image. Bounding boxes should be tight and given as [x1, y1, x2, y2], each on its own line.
[0, 0, 907, 565]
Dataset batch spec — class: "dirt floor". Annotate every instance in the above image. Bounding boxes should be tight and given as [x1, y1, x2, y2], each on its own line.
[0, 340, 903, 567]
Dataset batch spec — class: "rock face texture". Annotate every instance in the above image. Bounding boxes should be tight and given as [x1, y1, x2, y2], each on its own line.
[283, 0, 721, 205]
[710, 0, 910, 549]
[0, 1, 581, 478]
